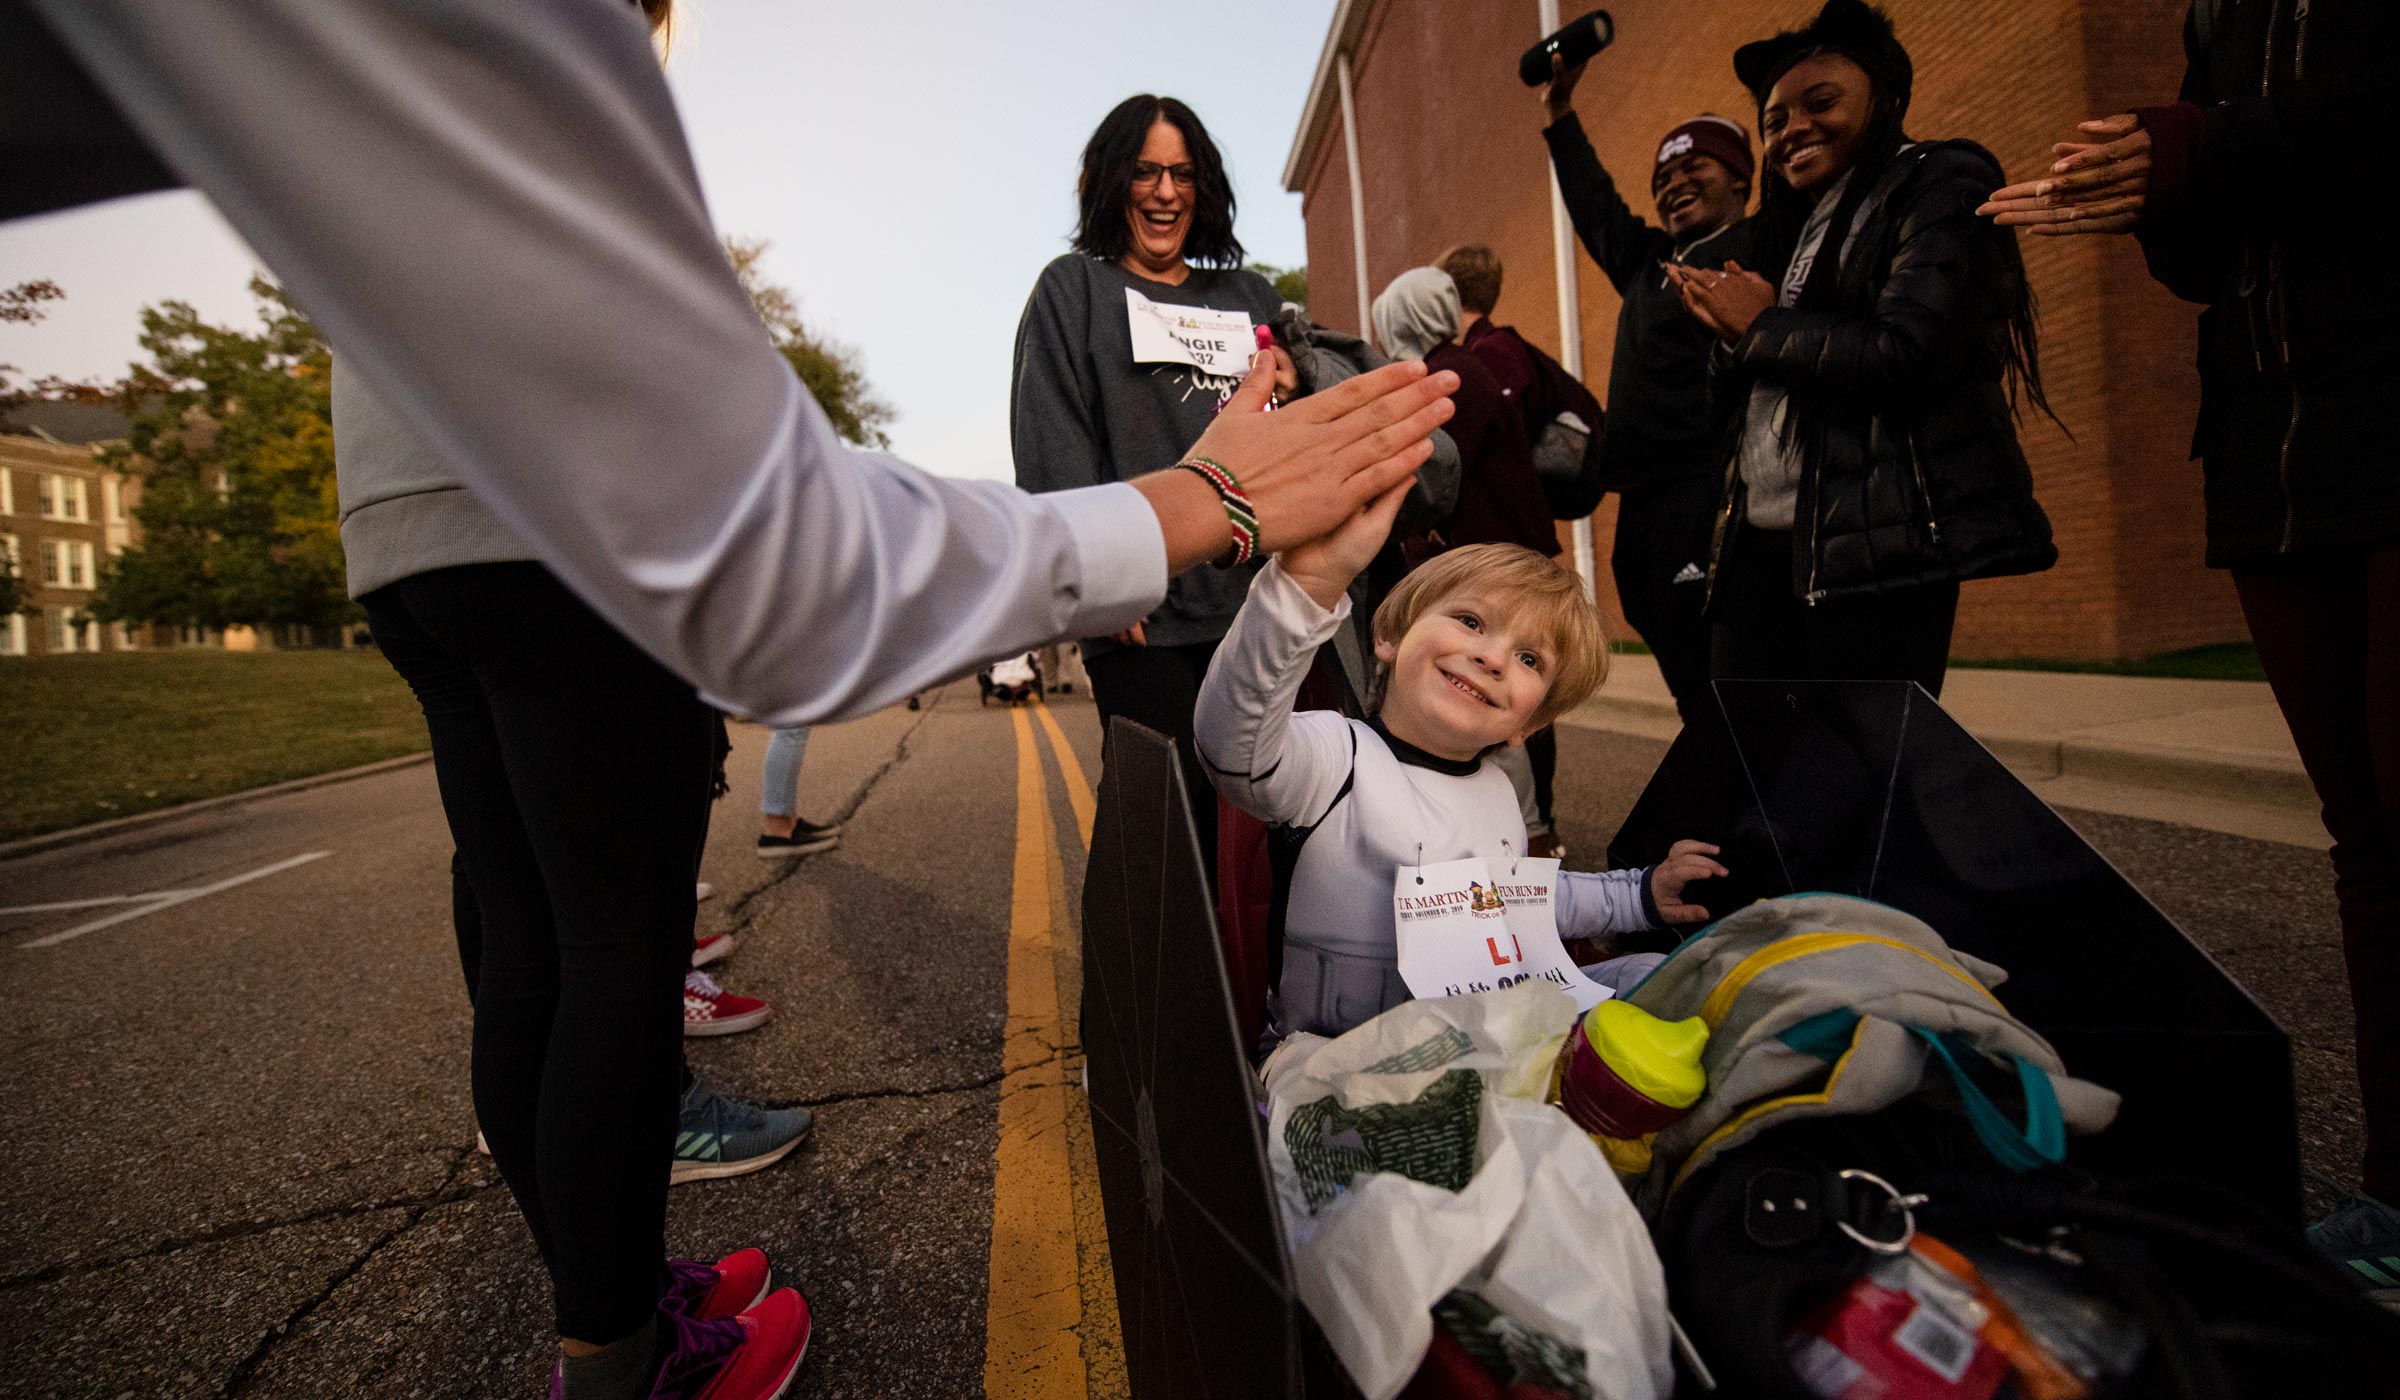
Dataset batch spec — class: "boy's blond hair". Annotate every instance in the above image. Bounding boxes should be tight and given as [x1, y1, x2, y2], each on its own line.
[1367, 543, 1608, 732]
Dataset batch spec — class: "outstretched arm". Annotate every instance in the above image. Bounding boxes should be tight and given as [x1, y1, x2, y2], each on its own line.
[31, 0, 1452, 725]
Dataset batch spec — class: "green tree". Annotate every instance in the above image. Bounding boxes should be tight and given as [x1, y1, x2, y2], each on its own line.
[0, 547, 24, 622]
[88, 277, 352, 636]
[724, 236, 895, 448]
[1246, 262, 1309, 308]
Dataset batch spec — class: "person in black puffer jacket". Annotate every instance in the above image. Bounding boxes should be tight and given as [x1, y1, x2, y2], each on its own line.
[1674, 0, 2057, 698]
[1982, 0, 2400, 1211]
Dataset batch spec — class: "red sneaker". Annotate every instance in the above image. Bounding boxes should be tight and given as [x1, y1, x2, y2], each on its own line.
[691, 932, 734, 969]
[652, 1288, 811, 1400]
[667, 1248, 773, 1321]
[683, 970, 769, 1037]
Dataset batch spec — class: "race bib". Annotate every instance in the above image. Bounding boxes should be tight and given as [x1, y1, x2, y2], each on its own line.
[1125, 288, 1254, 378]
[1393, 855, 1610, 1011]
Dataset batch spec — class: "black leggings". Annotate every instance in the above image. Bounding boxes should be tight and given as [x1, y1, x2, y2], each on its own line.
[1708, 526, 1961, 698]
[366, 563, 715, 1344]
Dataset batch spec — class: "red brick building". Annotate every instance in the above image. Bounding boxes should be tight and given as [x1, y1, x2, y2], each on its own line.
[1283, 0, 2239, 662]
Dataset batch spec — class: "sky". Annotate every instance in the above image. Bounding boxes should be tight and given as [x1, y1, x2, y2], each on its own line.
[0, 0, 1339, 482]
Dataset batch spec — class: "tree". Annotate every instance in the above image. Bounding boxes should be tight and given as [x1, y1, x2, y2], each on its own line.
[1247, 262, 1309, 308]
[0, 546, 23, 622]
[87, 277, 352, 636]
[1, 279, 64, 325]
[723, 237, 895, 448]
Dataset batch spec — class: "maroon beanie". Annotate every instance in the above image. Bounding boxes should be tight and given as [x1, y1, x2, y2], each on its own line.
[1652, 115, 1754, 190]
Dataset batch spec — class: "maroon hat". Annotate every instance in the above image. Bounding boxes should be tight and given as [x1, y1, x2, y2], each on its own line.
[1652, 114, 1754, 190]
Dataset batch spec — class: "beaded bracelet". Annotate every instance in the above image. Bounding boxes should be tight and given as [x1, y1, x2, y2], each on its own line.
[1174, 456, 1259, 567]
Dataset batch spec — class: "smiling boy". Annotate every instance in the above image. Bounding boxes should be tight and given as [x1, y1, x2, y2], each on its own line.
[1193, 486, 1725, 1042]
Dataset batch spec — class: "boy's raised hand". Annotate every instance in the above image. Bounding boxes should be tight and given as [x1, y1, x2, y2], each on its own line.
[1279, 476, 1414, 612]
[1649, 839, 1729, 925]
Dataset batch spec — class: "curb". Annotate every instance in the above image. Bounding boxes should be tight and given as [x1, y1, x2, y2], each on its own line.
[1562, 691, 2318, 814]
[0, 751, 434, 863]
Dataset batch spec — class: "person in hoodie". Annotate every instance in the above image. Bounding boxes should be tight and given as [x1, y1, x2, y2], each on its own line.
[1672, 0, 2058, 698]
[1980, 0, 2400, 1223]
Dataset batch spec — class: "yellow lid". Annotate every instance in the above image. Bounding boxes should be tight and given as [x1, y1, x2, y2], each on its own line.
[1584, 999, 1709, 1108]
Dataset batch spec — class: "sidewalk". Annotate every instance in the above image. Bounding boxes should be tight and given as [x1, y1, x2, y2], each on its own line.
[1563, 654, 2330, 850]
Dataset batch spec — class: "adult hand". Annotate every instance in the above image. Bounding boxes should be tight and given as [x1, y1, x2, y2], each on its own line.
[1977, 113, 2150, 235]
[1670, 262, 1774, 345]
[1281, 478, 1412, 612]
[1649, 839, 1730, 925]
[1542, 52, 1588, 125]
[1131, 354, 1456, 573]
[1112, 622, 1147, 647]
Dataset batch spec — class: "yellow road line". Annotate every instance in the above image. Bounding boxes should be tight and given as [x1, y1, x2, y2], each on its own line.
[987, 707, 1086, 1400]
[1031, 700, 1096, 850]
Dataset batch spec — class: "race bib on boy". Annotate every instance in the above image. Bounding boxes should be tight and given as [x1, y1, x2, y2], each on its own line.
[1124, 288, 1254, 378]
[1393, 855, 1610, 1012]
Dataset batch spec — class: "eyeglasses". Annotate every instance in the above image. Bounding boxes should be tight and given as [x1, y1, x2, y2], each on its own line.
[1131, 162, 1199, 192]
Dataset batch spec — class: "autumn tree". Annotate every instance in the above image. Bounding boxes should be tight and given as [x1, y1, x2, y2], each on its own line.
[724, 236, 895, 448]
[88, 277, 350, 635]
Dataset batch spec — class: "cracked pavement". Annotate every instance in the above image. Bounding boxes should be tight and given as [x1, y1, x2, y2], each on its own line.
[0, 683, 2361, 1398]
[0, 681, 1102, 1399]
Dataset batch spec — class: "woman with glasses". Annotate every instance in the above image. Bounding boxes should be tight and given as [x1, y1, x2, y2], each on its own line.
[1012, 94, 1299, 882]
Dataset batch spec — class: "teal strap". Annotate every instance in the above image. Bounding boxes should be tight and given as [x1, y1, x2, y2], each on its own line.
[1913, 1028, 2065, 1172]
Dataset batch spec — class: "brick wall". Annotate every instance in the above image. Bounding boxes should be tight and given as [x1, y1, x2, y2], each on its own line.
[1297, 0, 2242, 661]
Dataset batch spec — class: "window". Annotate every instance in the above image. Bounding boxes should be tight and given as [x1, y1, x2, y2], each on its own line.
[63, 477, 88, 520]
[1, 533, 17, 570]
[115, 621, 140, 650]
[43, 606, 70, 652]
[64, 541, 95, 589]
[1, 613, 24, 656]
[0, 468, 13, 516]
[40, 539, 61, 585]
[106, 477, 125, 522]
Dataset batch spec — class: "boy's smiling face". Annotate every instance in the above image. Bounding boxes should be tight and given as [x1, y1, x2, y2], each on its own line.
[1374, 589, 1558, 761]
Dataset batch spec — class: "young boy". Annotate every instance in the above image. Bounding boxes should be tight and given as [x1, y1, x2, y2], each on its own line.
[1194, 487, 1725, 1041]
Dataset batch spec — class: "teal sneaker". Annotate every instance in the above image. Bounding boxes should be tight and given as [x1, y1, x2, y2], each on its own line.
[2309, 1192, 2400, 1297]
[673, 1076, 814, 1185]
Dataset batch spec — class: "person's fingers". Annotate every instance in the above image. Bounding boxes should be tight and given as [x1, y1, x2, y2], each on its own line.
[1290, 358, 1431, 426]
[1315, 369, 1458, 455]
[2028, 211, 2141, 236]
[2052, 131, 2149, 174]
[1360, 475, 1414, 530]
[1224, 347, 1280, 415]
[1335, 396, 1455, 481]
[2077, 114, 2140, 138]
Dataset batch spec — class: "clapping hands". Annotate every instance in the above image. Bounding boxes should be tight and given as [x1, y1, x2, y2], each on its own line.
[1978, 113, 2151, 236]
[1667, 262, 1775, 345]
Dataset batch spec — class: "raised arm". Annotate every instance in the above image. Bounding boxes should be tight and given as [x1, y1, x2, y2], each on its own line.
[30, 0, 1451, 726]
[1542, 113, 1671, 294]
[1192, 561, 1361, 828]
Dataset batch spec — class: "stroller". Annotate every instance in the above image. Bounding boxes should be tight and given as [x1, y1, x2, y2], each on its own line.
[978, 651, 1042, 706]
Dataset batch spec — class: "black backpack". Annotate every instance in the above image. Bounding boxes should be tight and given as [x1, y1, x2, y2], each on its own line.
[1652, 1107, 2400, 1398]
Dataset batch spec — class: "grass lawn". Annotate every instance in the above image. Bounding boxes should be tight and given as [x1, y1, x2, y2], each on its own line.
[0, 649, 428, 843]
[1952, 642, 2266, 683]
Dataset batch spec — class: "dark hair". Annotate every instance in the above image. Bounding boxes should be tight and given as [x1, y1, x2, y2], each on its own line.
[1436, 245, 1504, 315]
[1755, 49, 2056, 428]
[1071, 95, 1244, 270]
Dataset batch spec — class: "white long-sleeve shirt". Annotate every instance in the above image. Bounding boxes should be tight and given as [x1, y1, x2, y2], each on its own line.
[28, 0, 1161, 725]
[1193, 562, 1657, 1037]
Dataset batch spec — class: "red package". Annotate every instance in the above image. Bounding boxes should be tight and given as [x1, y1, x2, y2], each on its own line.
[1786, 1264, 2008, 1400]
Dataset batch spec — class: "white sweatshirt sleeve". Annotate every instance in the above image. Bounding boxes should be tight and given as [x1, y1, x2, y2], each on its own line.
[30, 0, 1163, 726]
[1192, 561, 1358, 829]
[1556, 867, 1660, 938]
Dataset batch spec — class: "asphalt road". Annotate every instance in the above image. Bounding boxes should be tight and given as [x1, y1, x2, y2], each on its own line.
[0, 686, 2362, 1399]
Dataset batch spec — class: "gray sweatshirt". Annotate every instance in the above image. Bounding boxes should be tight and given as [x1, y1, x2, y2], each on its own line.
[332, 356, 532, 599]
[1010, 254, 1288, 654]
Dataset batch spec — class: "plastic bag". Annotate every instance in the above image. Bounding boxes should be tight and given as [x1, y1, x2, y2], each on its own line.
[1263, 982, 1673, 1400]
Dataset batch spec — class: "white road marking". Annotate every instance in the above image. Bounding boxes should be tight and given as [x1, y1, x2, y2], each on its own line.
[17, 851, 333, 950]
[0, 893, 181, 915]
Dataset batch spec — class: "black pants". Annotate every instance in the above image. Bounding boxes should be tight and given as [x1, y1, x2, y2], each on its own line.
[1611, 474, 1718, 720]
[1084, 638, 1221, 883]
[365, 563, 715, 1343]
[1708, 526, 1960, 699]
[2236, 547, 2400, 1199]
[1527, 724, 1557, 830]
